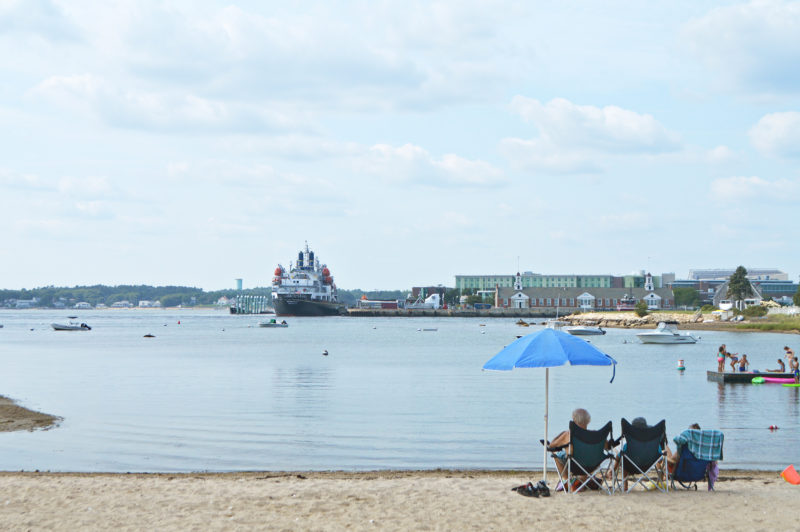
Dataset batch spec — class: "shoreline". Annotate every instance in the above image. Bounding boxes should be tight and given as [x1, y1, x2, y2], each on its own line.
[0, 469, 794, 530]
[0, 395, 60, 432]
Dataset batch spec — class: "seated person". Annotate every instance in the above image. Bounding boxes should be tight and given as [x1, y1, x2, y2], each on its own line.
[610, 417, 654, 489]
[664, 423, 701, 467]
[767, 359, 786, 373]
[549, 408, 592, 481]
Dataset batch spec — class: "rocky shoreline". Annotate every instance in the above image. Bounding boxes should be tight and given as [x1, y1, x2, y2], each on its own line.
[556, 311, 798, 333]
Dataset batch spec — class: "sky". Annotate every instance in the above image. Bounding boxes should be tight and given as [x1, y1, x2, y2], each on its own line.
[2, 0, 800, 291]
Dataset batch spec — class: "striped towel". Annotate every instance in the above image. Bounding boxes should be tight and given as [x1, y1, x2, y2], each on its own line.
[673, 429, 724, 461]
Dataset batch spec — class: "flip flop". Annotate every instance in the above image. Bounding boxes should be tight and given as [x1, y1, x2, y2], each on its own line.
[517, 482, 539, 497]
[536, 480, 550, 497]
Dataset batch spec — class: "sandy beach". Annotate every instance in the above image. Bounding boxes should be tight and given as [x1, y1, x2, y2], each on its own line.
[0, 469, 794, 531]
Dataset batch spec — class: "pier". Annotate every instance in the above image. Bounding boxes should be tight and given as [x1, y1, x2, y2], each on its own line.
[706, 371, 795, 383]
[230, 295, 273, 314]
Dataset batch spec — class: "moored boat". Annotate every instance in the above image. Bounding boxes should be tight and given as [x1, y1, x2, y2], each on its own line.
[272, 243, 346, 317]
[637, 321, 697, 344]
[259, 319, 288, 328]
[564, 325, 606, 336]
[51, 322, 92, 331]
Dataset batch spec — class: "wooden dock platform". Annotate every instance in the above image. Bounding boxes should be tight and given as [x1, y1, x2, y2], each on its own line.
[706, 371, 795, 383]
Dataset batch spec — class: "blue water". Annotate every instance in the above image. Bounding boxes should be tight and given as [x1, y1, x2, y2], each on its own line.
[0, 310, 797, 472]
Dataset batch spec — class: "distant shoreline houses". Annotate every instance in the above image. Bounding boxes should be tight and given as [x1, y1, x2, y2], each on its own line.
[455, 267, 798, 312]
[493, 272, 674, 311]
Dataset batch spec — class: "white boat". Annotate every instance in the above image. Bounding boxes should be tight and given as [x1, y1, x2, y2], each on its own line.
[259, 319, 288, 328]
[636, 321, 697, 344]
[51, 322, 92, 331]
[564, 325, 606, 336]
[545, 319, 567, 330]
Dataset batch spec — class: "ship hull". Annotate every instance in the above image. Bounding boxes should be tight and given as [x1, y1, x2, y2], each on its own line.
[273, 297, 345, 316]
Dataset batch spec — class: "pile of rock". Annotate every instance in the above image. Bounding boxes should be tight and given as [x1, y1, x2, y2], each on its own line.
[561, 311, 705, 329]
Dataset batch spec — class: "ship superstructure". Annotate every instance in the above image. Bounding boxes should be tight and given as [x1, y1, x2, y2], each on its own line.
[271, 243, 345, 316]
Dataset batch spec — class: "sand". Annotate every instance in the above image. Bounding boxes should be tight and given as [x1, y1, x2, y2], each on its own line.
[0, 469, 795, 531]
[0, 396, 60, 433]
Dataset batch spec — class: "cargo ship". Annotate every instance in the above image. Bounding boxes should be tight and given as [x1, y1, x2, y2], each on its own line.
[271, 243, 346, 316]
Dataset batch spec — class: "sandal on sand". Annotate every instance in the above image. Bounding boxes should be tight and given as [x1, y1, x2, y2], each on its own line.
[517, 482, 539, 497]
[511, 483, 528, 492]
[536, 480, 550, 497]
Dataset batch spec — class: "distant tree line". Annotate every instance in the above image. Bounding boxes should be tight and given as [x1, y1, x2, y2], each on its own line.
[0, 285, 270, 308]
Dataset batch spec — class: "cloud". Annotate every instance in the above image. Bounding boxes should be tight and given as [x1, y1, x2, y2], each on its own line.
[749, 111, 800, 158]
[30, 74, 309, 133]
[501, 97, 680, 173]
[706, 145, 737, 164]
[683, 0, 800, 94]
[510, 97, 681, 153]
[360, 143, 506, 187]
[0, 168, 46, 189]
[710, 175, 799, 203]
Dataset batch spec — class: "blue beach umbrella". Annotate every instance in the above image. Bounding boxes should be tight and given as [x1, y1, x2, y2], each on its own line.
[483, 327, 617, 482]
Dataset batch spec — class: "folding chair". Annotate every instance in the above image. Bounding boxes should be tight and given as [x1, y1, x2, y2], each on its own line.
[669, 429, 724, 491]
[617, 418, 669, 493]
[547, 420, 615, 494]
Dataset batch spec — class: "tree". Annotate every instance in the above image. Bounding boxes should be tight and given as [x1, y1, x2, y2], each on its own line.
[726, 266, 753, 310]
[673, 287, 701, 309]
[634, 300, 649, 317]
[794, 284, 800, 307]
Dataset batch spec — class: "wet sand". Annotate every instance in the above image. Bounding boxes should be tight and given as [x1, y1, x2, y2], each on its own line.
[0, 395, 60, 433]
[0, 469, 794, 531]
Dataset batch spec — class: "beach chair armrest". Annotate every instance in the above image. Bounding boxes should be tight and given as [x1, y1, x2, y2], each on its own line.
[540, 439, 568, 452]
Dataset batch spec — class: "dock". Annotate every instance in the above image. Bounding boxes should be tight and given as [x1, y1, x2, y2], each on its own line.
[706, 371, 796, 383]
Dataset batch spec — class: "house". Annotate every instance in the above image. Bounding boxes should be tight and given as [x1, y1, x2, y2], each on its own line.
[495, 273, 674, 311]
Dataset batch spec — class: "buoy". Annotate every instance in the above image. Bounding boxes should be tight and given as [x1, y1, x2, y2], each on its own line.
[677, 359, 685, 371]
[177, 321, 181, 325]
[770, 425, 779, 430]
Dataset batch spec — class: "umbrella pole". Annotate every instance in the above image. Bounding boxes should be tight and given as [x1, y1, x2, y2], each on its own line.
[543, 368, 549, 483]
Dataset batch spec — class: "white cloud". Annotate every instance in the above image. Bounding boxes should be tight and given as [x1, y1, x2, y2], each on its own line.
[749, 111, 800, 158]
[30, 74, 309, 133]
[510, 97, 681, 153]
[502, 97, 680, 173]
[706, 145, 737, 164]
[361, 143, 506, 187]
[683, 0, 800, 94]
[710, 175, 799, 203]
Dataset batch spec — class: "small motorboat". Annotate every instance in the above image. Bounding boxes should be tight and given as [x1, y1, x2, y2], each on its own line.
[564, 325, 606, 336]
[259, 319, 288, 328]
[636, 321, 697, 344]
[51, 322, 91, 331]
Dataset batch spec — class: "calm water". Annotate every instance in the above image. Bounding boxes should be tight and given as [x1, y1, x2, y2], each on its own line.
[0, 310, 797, 472]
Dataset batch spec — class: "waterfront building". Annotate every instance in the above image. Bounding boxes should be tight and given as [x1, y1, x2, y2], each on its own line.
[455, 271, 668, 292]
[688, 268, 788, 281]
[495, 272, 673, 311]
[669, 277, 797, 306]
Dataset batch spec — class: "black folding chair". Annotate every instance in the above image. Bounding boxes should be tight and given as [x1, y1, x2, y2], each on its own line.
[617, 418, 669, 493]
[547, 420, 615, 494]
